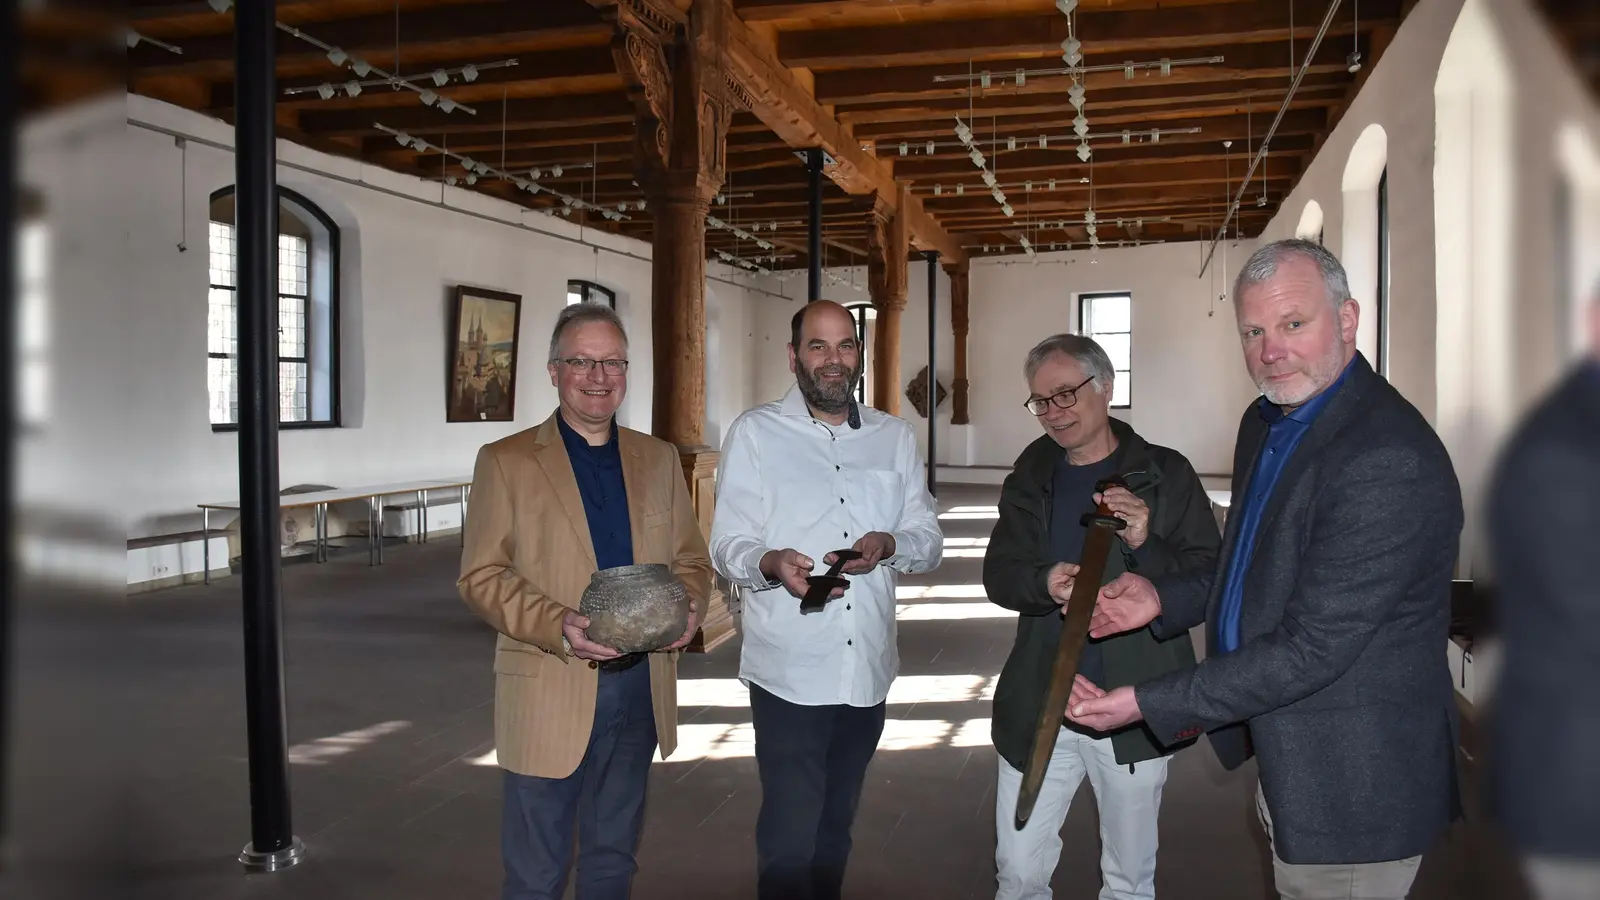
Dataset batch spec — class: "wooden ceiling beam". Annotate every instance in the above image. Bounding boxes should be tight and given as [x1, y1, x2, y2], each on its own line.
[297, 91, 635, 137]
[811, 39, 1361, 105]
[722, 3, 966, 264]
[775, 0, 1401, 71]
[128, 2, 607, 79]
[835, 76, 1349, 128]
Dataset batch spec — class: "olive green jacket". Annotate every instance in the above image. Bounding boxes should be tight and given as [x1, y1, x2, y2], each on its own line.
[985, 418, 1222, 768]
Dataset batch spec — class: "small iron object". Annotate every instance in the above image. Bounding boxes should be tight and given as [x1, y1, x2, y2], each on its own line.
[800, 549, 862, 613]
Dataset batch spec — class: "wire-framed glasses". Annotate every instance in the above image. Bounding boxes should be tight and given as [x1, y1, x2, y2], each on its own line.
[557, 357, 629, 375]
[1024, 375, 1095, 415]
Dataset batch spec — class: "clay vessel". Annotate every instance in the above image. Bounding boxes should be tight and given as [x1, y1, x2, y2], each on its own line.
[579, 563, 690, 653]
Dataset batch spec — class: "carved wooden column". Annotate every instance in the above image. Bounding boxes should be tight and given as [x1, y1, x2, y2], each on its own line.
[866, 192, 909, 414]
[608, 0, 736, 652]
[946, 260, 971, 425]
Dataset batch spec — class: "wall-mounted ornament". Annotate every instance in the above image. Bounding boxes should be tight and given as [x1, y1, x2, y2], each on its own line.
[447, 285, 523, 422]
[905, 365, 947, 419]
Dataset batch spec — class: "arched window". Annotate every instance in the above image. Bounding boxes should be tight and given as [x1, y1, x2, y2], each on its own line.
[1341, 123, 1389, 375]
[843, 301, 876, 403]
[567, 280, 615, 308]
[207, 186, 340, 428]
[1377, 166, 1390, 375]
[16, 187, 49, 431]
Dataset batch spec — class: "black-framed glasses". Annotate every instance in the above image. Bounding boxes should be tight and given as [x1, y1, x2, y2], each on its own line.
[557, 357, 629, 375]
[1024, 375, 1095, 415]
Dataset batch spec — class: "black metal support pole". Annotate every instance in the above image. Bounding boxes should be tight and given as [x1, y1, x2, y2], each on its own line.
[926, 252, 939, 497]
[235, 0, 302, 873]
[806, 148, 823, 302]
[0, 0, 17, 860]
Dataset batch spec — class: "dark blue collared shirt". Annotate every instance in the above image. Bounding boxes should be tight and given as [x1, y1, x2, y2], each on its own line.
[557, 414, 634, 572]
[1216, 357, 1357, 653]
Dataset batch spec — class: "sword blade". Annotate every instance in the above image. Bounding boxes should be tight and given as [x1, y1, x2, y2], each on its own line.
[1014, 517, 1120, 826]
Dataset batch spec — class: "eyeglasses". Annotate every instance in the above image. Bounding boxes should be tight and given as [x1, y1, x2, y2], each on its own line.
[557, 357, 629, 375]
[1024, 375, 1095, 415]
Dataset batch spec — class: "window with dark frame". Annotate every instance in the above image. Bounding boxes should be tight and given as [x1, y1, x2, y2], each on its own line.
[1078, 291, 1133, 409]
[844, 302, 875, 403]
[1376, 166, 1390, 377]
[207, 187, 340, 429]
[567, 280, 616, 308]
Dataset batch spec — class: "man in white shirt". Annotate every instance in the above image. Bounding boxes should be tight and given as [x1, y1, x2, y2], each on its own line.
[710, 299, 944, 900]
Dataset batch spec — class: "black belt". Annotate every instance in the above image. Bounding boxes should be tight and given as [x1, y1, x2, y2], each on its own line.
[595, 652, 646, 674]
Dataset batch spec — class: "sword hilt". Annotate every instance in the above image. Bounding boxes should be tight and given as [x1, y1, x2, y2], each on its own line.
[1080, 481, 1128, 530]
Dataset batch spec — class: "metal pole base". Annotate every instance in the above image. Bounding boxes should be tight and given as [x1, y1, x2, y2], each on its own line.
[238, 836, 305, 872]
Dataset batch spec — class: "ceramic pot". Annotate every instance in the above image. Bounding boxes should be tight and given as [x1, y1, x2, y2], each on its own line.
[579, 563, 690, 653]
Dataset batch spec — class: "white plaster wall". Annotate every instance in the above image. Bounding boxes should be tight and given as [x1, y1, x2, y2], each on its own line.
[24, 96, 768, 557]
[966, 241, 1261, 474]
[1255, 0, 1469, 424]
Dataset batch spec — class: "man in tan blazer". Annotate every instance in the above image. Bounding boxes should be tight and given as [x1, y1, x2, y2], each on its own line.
[459, 301, 713, 900]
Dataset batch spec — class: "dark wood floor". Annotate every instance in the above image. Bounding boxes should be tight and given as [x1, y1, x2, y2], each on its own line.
[4, 485, 1530, 899]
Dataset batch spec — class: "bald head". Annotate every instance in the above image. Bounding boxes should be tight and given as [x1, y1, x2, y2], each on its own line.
[790, 299, 856, 350]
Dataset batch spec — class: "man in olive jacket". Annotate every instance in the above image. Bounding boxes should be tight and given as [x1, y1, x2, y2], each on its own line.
[985, 334, 1221, 900]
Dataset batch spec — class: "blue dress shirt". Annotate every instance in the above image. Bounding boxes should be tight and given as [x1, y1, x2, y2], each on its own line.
[557, 414, 634, 572]
[1215, 358, 1356, 653]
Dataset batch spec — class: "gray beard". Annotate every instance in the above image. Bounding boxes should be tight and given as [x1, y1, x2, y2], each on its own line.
[1258, 350, 1347, 407]
[796, 361, 859, 414]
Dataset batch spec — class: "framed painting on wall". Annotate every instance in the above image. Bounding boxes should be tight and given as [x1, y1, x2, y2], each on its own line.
[447, 285, 522, 422]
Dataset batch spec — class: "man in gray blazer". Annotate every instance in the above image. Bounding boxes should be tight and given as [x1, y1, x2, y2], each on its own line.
[1066, 239, 1464, 900]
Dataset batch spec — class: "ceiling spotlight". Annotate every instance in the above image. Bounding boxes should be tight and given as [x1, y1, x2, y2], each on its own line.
[1007, 136, 1017, 151]
[1085, 209, 1096, 224]
[899, 142, 908, 156]
[1150, 129, 1160, 143]
[1123, 130, 1132, 144]
[432, 70, 450, 87]
[446, 176, 458, 187]
[530, 167, 542, 180]
[351, 59, 371, 77]
[1016, 69, 1027, 87]
[1068, 82, 1086, 108]
[125, 29, 141, 48]
[344, 81, 362, 97]
[934, 184, 942, 196]
[956, 184, 965, 195]
[462, 65, 479, 82]
[419, 90, 438, 106]
[1346, 50, 1362, 73]
[316, 83, 335, 100]
[1073, 115, 1089, 138]
[393, 131, 412, 147]
[1061, 37, 1083, 66]
[969, 148, 985, 167]
[1256, 194, 1268, 207]
[1002, 203, 1015, 217]
[980, 71, 991, 89]
[716, 194, 726, 205]
[1077, 142, 1092, 162]
[327, 48, 348, 67]
[465, 174, 477, 185]
[552, 165, 563, 178]
[1039, 134, 1049, 149]
[926, 140, 935, 155]
[1056, 0, 1078, 15]
[1048, 178, 1057, 191]
[207, 0, 233, 11]
[1025, 181, 1033, 192]
[439, 98, 458, 113]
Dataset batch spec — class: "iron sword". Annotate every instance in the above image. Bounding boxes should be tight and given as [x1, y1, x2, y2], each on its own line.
[1014, 478, 1128, 827]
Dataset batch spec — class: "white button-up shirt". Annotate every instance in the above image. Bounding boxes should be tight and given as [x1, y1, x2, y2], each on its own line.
[710, 384, 944, 708]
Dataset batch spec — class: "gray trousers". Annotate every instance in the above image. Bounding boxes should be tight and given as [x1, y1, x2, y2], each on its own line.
[1254, 782, 1422, 900]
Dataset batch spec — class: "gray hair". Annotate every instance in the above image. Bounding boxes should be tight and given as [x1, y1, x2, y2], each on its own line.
[548, 302, 628, 362]
[1233, 238, 1352, 311]
[1023, 333, 1114, 395]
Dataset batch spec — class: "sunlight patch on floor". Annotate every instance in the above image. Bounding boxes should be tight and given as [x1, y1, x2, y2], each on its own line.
[896, 601, 1014, 620]
[897, 583, 987, 600]
[675, 673, 996, 709]
[288, 720, 411, 766]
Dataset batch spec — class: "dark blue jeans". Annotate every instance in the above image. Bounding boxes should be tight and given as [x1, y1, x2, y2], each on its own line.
[501, 661, 657, 900]
[749, 682, 887, 900]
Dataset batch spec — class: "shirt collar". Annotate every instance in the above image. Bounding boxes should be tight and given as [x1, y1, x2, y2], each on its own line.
[780, 383, 862, 429]
[1257, 353, 1357, 426]
[556, 410, 617, 450]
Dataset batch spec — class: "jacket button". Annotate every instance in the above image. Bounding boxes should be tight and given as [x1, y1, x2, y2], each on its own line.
[588, 660, 598, 670]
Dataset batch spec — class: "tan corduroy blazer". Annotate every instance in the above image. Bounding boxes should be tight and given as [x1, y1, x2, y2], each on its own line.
[457, 411, 713, 779]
